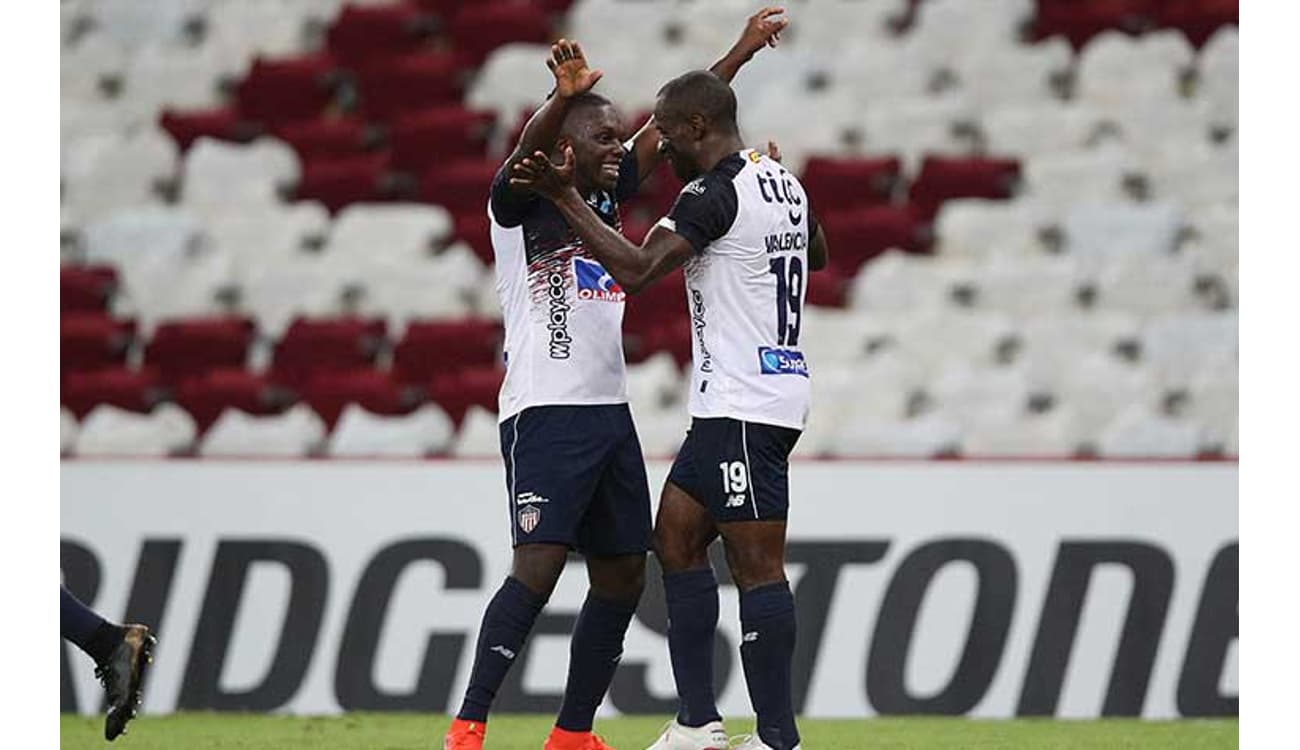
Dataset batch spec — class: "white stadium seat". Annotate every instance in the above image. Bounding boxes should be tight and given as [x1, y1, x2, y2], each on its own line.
[1061, 202, 1185, 260]
[1142, 312, 1238, 384]
[326, 404, 457, 458]
[630, 404, 689, 460]
[1094, 255, 1200, 315]
[450, 406, 503, 458]
[205, 201, 332, 280]
[328, 204, 455, 264]
[81, 206, 203, 283]
[1075, 30, 1192, 112]
[89, 0, 207, 50]
[1022, 148, 1132, 209]
[848, 251, 964, 314]
[1048, 354, 1160, 439]
[980, 103, 1106, 159]
[962, 409, 1082, 458]
[73, 404, 198, 457]
[200, 405, 327, 458]
[895, 310, 1016, 370]
[182, 137, 301, 210]
[1186, 372, 1237, 452]
[958, 38, 1072, 112]
[830, 413, 963, 458]
[63, 127, 178, 222]
[929, 364, 1034, 426]
[467, 44, 556, 133]
[1016, 312, 1141, 383]
[1097, 404, 1204, 458]
[970, 256, 1084, 315]
[934, 198, 1047, 259]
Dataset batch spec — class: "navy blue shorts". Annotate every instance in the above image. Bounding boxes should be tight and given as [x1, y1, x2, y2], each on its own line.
[499, 404, 652, 556]
[667, 417, 802, 523]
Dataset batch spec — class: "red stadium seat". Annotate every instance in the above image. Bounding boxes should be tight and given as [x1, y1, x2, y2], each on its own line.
[393, 318, 504, 385]
[1152, 0, 1237, 47]
[61, 266, 119, 314]
[295, 152, 393, 213]
[639, 320, 693, 368]
[143, 317, 256, 389]
[356, 52, 462, 121]
[806, 268, 849, 308]
[448, 3, 552, 68]
[274, 117, 375, 161]
[1033, 0, 1154, 48]
[63, 368, 163, 419]
[388, 106, 496, 175]
[271, 316, 388, 390]
[820, 206, 930, 277]
[422, 159, 499, 214]
[452, 212, 494, 265]
[427, 365, 503, 425]
[159, 107, 255, 151]
[908, 156, 1021, 219]
[801, 155, 902, 214]
[62, 315, 136, 375]
[236, 54, 340, 125]
[326, 2, 434, 68]
[302, 369, 413, 428]
[175, 369, 291, 432]
[623, 269, 685, 339]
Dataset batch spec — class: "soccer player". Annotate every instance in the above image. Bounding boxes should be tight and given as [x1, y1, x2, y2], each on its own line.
[509, 68, 828, 750]
[61, 584, 156, 741]
[443, 10, 788, 750]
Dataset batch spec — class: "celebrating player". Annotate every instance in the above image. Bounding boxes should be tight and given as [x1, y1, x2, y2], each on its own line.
[444, 10, 788, 750]
[61, 584, 156, 741]
[509, 67, 828, 750]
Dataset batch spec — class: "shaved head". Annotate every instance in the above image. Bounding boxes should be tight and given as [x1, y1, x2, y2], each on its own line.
[655, 70, 739, 135]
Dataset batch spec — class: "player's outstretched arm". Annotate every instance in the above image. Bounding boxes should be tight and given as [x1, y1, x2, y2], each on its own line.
[512, 148, 692, 294]
[628, 6, 789, 182]
[503, 39, 603, 183]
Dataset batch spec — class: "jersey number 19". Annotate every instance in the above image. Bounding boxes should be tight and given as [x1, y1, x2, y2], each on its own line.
[768, 256, 804, 346]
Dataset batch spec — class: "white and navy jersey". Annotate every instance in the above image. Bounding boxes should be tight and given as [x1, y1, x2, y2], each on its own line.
[657, 149, 818, 431]
[489, 148, 640, 422]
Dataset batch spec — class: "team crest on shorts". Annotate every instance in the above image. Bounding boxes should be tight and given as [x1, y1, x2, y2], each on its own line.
[518, 504, 541, 534]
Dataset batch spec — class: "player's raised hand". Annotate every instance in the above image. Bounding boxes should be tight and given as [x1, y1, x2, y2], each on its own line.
[734, 6, 788, 58]
[547, 39, 603, 99]
[510, 146, 576, 199]
[762, 139, 783, 163]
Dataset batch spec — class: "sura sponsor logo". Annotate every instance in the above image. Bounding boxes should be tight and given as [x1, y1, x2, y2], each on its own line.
[691, 288, 713, 373]
[546, 270, 572, 359]
[759, 347, 809, 377]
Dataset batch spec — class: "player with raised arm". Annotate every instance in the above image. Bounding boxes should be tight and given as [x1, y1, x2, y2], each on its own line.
[61, 584, 156, 741]
[444, 11, 788, 750]
[509, 67, 829, 750]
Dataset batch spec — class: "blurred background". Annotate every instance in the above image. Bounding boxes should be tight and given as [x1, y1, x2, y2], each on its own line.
[59, 0, 1238, 461]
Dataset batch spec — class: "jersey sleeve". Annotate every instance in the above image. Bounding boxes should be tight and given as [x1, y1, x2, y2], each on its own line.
[659, 175, 739, 254]
[614, 146, 639, 202]
[489, 161, 537, 228]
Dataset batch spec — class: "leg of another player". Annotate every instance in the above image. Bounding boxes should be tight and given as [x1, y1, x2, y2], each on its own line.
[450, 543, 568, 747]
[716, 521, 800, 750]
[62, 584, 156, 741]
[656, 482, 726, 730]
[549, 552, 645, 745]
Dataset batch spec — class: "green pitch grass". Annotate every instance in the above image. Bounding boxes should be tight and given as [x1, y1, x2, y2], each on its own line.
[60, 713, 1238, 749]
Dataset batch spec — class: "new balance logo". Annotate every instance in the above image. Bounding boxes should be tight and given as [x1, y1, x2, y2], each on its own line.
[743, 631, 759, 643]
[489, 645, 516, 659]
[726, 494, 747, 508]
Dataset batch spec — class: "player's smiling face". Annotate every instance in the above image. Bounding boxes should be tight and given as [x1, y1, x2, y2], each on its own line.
[562, 103, 625, 193]
[653, 103, 700, 182]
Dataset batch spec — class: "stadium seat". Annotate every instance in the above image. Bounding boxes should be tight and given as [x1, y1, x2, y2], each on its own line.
[159, 107, 252, 151]
[87, 0, 206, 50]
[79, 206, 203, 285]
[62, 265, 119, 314]
[235, 54, 340, 125]
[862, 97, 975, 173]
[63, 127, 178, 222]
[800, 156, 901, 214]
[623, 270, 686, 339]
[1141, 312, 1238, 384]
[393, 319, 503, 384]
[1197, 26, 1238, 118]
[143, 317, 256, 388]
[182, 137, 301, 209]
[969, 256, 1084, 315]
[204, 0, 315, 64]
[61, 407, 79, 455]
[821, 207, 929, 277]
[979, 103, 1106, 159]
[847, 251, 956, 313]
[830, 413, 963, 458]
[933, 198, 1046, 258]
[626, 351, 682, 413]
[962, 408, 1082, 457]
[1031, 0, 1153, 49]
[1185, 372, 1237, 454]
[73, 403, 198, 457]
[175, 369, 292, 432]
[326, 402, 457, 457]
[805, 268, 849, 308]
[1094, 256, 1200, 315]
[205, 201, 332, 279]
[119, 45, 235, 121]
[630, 403, 690, 460]
[294, 152, 393, 212]
[448, 3, 553, 68]
[326, 2, 435, 68]
[356, 52, 462, 120]
[1022, 148, 1132, 209]
[427, 366, 503, 426]
[1061, 202, 1185, 259]
[328, 203, 453, 262]
[1015, 312, 1142, 382]
[271, 316, 388, 390]
[453, 212, 494, 265]
[639, 321, 694, 369]
[1096, 404, 1204, 458]
[1075, 30, 1193, 112]
[1155, 0, 1238, 47]
[448, 405, 504, 458]
[388, 106, 496, 175]
[908, 156, 1021, 219]
[1051, 354, 1161, 439]
[62, 367, 163, 419]
[344, 246, 484, 329]
[61, 315, 136, 375]
[302, 369, 413, 428]
[957, 37, 1073, 112]
[895, 309, 1017, 370]
[929, 364, 1036, 427]
[274, 117, 374, 161]
[420, 159, 499, 215]
[199, 403, 327, 457]
[465, 44, 555, 127]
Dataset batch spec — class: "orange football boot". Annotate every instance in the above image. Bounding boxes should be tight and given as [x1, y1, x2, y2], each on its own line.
[544, 725, 616, 749]
[444, 718, 487, 750]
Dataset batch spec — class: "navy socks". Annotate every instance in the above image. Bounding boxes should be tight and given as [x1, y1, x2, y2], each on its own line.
[555, 593, 637, 732]
[739, 581, 800, 750]
[61, 585, 122, 664]
[664, 567, 723, 728]
[456, 576, 547, 722]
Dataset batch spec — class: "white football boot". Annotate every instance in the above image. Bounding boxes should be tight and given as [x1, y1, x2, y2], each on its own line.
[728, 736, 802, 750]
[644, 719, 729, 750]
